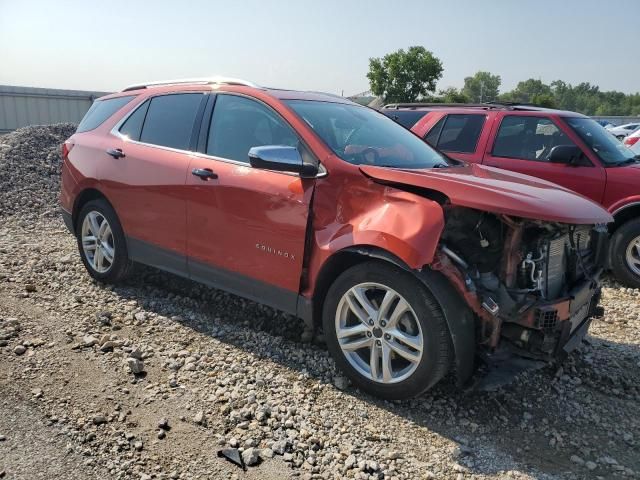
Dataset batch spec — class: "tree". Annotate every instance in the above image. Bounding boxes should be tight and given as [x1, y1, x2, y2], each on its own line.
[462, 71, 501, 103]
[436, 87, 469, 103]
[367, 46, 443, 103]
[499, 78, 552, 104]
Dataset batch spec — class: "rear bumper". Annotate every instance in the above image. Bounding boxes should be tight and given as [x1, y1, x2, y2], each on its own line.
[61, 208, 74, 234]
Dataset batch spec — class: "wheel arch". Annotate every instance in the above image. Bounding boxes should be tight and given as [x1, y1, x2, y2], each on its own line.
[611, 202, 640, 231]
[311, 245, 475, 385]
[72, 188, 116, 231]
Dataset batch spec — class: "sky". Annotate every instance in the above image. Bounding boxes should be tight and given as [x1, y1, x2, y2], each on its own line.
[1, 0, 638, 96]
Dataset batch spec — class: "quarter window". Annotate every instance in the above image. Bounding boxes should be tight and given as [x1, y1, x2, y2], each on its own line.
[424, 116, 445, 147]
[493, 116, 576, 161]
[119, 100, 149, 141]
[139, 94, 204, 150]
[77, 95, 135, 133]
[207, 94, 299, 163]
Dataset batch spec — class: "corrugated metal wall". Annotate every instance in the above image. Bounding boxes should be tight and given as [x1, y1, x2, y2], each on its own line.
[0, 85, 110, 133]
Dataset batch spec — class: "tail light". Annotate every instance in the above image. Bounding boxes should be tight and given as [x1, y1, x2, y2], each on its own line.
[624, 136, 639, 147]
[61, 141, 74, 162]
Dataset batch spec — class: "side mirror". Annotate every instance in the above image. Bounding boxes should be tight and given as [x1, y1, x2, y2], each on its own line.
[548, 145, 588, 166]
[248, 146, 318, 178]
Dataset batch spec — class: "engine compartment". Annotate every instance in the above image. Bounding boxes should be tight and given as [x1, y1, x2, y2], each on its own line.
[434, 206, 608, 360]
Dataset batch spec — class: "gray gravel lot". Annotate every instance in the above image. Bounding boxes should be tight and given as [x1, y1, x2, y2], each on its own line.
[0, 125, 638, 479]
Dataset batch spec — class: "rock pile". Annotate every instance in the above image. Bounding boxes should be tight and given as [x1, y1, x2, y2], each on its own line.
[0, 123, 76, 218]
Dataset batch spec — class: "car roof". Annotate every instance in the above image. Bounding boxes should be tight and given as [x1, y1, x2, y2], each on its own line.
[380, 102, 588, 118]
[99, 77, 355, 105]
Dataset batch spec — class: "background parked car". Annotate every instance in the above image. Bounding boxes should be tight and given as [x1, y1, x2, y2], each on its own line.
[381, 103, 640, 288]
[606, 122, 640, 140]
[623, 128, 640, 150]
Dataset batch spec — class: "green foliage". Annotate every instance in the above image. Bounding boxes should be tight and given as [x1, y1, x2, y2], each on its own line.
[500, 78, 639, 114]
[365, 48, 639, 114]
[462, 71, 501, 102]
[431, 87, 470, 103]
[367, 46, 443, 103]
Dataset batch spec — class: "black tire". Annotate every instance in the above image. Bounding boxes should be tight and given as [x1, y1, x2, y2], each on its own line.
[323, 261, 452, 400]
[76, 199, 132, 283]
[610, 218, 640, 288]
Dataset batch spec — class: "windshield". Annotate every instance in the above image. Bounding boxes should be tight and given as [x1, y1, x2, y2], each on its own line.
[285, 100, 449, 169]
[564, 117, 636, 165]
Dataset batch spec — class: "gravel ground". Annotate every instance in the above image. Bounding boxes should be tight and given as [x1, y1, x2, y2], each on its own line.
[0, 125, 638, 479]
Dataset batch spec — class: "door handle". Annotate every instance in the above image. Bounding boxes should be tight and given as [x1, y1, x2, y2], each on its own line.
[191, 168, 218, 180]
[106, 148, 125, 159]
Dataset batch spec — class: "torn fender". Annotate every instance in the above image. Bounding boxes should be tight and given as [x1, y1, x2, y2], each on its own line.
[314, 187, 445, 270]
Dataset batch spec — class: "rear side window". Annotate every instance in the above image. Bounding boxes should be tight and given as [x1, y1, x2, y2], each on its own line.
[77, 95, 135, 133]
[493, 116, 575, 161]
[119, 100, 149, 141]
[140, 94, 204, 150]
[424, 114, 485, 153]
[207, 94, 299, 163]
[382, 110, 428, 129]
[424, 116, 445, 147]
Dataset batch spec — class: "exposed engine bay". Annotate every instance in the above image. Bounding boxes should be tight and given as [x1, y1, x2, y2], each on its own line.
[433, 207, 608, 361]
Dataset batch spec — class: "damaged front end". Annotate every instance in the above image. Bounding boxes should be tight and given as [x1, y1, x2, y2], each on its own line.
[432, 207, 608, 365]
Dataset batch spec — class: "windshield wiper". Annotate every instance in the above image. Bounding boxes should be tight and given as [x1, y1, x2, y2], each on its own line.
[432, 163, 449, 169]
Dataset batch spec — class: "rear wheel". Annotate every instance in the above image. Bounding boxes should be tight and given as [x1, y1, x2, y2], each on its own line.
[76, 199, 132, 283]
[611, 218, 640, 288]
[323, 261, 452, 399]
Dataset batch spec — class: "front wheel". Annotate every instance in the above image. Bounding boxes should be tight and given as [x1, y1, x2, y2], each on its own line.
[323, 261, 452, 399]
[611, 218, 640, 288]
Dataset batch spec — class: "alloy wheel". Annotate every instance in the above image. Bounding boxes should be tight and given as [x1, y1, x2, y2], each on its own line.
[81, 211, 115, 273]
[335, 282, 424, 384]
[625, 234, 640, 277]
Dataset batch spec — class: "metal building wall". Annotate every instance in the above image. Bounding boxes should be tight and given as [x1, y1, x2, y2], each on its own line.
[0, 85, 110, 133]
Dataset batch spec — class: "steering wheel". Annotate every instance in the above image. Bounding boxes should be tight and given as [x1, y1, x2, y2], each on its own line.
[359, 147, 380, 165]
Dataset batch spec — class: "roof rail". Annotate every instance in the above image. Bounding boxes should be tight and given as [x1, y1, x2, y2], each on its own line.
[383, 101, 540, 111]
[122, 76, 260, 92]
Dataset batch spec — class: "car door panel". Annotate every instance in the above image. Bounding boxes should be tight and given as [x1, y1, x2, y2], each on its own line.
[187, 157, 313, 299]
[482, 114, 605, 203]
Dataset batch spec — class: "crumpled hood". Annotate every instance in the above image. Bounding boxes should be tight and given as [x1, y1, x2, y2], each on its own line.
[360, 163, 613, 225]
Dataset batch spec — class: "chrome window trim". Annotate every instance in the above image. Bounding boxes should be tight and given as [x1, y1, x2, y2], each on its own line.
[612, 202, 640, 216]
[109, 94, 327, 179]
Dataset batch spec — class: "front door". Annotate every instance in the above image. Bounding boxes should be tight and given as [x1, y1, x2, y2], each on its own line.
[186, 93, 314, 313]
[482, 114, 605, 202]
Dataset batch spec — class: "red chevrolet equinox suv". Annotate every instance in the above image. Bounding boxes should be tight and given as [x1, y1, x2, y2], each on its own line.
[381, 103, 640, 288]
[60, 78, 612, 399]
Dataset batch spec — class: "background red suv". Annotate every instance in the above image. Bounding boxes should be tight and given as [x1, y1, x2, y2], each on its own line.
[60, 80, 611, 399]
[381, 103, 640, 287]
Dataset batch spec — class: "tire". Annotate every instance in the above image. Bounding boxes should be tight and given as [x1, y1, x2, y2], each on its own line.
[323, 261, 452, 400]
[76, 199, 132, 283]
[610, 218, 640, 288]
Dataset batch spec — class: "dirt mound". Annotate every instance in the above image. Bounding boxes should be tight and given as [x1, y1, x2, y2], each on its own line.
[0, 123, 77, 218]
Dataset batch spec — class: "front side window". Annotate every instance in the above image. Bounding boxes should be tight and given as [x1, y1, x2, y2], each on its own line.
[565, 117, 636, 165]
[77, 95, 135, 133]
[431, 114, 485, 153]
[493, 116, 576, 161]
[139, 94, 204, 150]
[207, 94, 299, 163]
[286, 100, 448, 169]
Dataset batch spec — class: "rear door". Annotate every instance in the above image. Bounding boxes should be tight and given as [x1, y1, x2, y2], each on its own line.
[103, 92, 207, 274]
[482, 113, 605, 202]
[185, 93, 315, 313]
